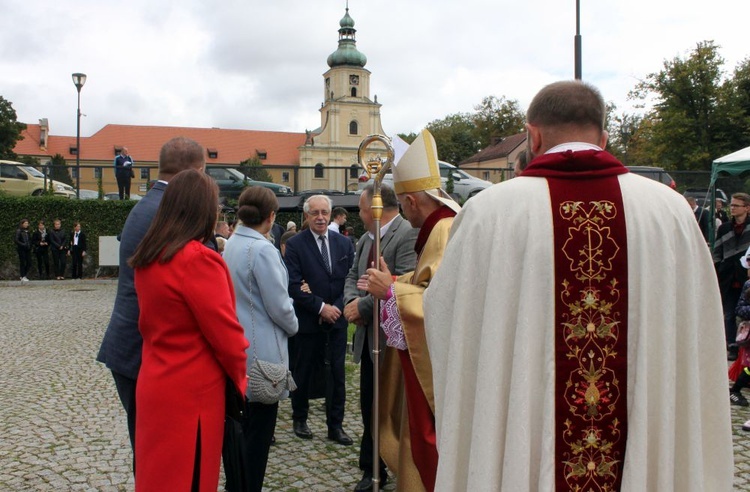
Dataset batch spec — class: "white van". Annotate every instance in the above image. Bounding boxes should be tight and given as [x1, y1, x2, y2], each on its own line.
[0, 160, 76, 198]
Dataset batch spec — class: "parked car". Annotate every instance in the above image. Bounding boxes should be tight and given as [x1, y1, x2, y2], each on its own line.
[76, 189, 100, 200]
[683, 188, 728, 207]
[358, 161, 492, 201]
[205, 166, 293, 199]
[0, 160, 76, 198]
[626, 166, 676, 189]
[104, 192, 143, 201]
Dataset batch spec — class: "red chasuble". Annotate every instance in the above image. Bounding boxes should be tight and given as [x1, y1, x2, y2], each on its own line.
[524, 150, 630, 491]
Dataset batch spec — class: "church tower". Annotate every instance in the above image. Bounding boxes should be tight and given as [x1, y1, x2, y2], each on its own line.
[298, 6, 386, 192]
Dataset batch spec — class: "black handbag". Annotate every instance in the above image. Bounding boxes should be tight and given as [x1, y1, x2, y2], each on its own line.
[225, 378, 244, 421]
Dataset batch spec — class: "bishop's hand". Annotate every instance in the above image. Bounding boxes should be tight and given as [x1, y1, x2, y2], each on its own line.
[358, 257, 393, 300]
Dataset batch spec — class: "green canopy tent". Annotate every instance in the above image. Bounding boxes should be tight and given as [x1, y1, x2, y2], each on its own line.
[709, 146, 750, 246]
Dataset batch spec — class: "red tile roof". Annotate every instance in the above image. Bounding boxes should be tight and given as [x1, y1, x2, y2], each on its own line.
[459, 132, 526, 166]
[15, 123, 306, 166]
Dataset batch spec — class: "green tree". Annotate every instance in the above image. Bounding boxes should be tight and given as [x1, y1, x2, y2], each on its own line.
[715, 57, 750, 153]
[628, 41, 737, 170]
[0, 96, 27, 160]
[17, 155, 41, 167]
[472, 95, 526, 148]
[605, 103, 645, 165]
[396, 132, 418, 144]
[417, 96, 526, 165]
[48, 154, 74, 186]
[425, 113, 478, 164]
[238, 156, 273, 182]
[445, 171, 455, 196]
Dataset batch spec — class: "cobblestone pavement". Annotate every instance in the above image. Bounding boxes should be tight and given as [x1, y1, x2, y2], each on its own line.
[1, 281, 749, 490]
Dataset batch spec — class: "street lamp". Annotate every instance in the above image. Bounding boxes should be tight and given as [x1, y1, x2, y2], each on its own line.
[72, 73, 87, 198]
[574, 0, 582, 80]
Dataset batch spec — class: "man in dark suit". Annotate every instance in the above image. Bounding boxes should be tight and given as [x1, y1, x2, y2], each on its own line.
[344, 184, 418, 491]
[285, 195, 355, 445]
[115, 147, 134, 200]
[96, 137, 206, 469]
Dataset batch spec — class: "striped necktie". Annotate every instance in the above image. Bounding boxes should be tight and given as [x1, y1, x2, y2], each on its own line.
[319, 235, 331, 274]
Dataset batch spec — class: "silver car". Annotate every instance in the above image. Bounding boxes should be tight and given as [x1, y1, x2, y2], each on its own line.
[358, 161, 492, 201]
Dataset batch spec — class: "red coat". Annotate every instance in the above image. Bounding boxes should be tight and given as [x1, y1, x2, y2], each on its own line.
[134, 241, 248, 492]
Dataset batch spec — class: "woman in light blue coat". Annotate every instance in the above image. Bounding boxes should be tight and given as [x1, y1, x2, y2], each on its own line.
[223, 186, 298, 492]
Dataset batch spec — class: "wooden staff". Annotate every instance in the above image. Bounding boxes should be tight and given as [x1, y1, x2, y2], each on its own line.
[357, 134, 394, 492]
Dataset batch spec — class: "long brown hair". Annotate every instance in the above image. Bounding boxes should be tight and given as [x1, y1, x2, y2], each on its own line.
[129, 169, 218, 268]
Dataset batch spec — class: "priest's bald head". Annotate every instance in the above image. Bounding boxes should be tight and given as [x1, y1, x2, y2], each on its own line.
[525, 80, 609, 160]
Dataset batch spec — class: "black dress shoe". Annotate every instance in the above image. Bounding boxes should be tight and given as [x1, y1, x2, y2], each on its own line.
[354, 472, 388, 491]
[293, 421, 313, 439]
[327, 427, 353, 446]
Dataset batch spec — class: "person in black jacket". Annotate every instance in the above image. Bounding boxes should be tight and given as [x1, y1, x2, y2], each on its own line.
[31, 220, 51, 279]
[686, 195, 710, 242]
[49, 219, 68, 280]
[14, 219, 32, 281]
[69, 222, 87, 279]
[115, 148, 135, 200]
[714, 192, 750, 360]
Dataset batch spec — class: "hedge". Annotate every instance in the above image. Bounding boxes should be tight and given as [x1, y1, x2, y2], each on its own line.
[0, 196, 365, 280]
[1, 196, 136, 280]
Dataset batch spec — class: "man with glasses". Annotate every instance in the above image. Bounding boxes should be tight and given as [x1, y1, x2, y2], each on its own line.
[714, 192, 750, 364]
[284, 195, 355, 445]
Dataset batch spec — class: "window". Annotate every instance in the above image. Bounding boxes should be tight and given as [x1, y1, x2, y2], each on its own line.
[207, 148, 218, 159]
[281, 172, 290, 183]
[483, 171, 490, 181]
[94, 167, 102, 179]
[256, 150, 267, 160]
[314, 163, 324, 179]
[69, 146, 78, 156]
[349, 164, 359, 179]
[349, 121, 358, 135]
[71, 167, 78, 179]
[207, 168, 230, 180]
[114, 147, 122, 156]
[140, 168, 150, 180]
[1, 164, 22, 179]
[350, 87, 357, 97]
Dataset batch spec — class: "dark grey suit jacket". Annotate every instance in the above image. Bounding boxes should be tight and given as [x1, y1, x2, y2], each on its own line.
[344, 214, 417, 363]
[96, 181, 166, 380]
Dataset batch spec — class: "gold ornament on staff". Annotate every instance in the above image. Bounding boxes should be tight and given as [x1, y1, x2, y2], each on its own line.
[357, 134, 394, 492]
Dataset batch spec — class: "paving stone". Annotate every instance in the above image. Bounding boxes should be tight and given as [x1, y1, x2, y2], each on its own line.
[0, 280, 748, 490]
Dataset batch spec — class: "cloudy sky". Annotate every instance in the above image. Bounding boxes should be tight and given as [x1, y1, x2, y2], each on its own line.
[2, 0, 748, 139]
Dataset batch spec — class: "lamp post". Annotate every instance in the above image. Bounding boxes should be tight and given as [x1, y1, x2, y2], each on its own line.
[72, 73, 87, 198]
[574, 0, 582, 80]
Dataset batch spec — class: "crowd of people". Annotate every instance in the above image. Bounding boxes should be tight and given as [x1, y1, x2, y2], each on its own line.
[88, 80, 740, 492]
[13, 218, 86, 281]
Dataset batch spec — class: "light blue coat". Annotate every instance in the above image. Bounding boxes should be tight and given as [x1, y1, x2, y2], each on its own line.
[223, 225, 298, 401]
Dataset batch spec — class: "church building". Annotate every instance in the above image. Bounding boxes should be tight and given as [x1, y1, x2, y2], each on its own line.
[297, 7, 387, 192]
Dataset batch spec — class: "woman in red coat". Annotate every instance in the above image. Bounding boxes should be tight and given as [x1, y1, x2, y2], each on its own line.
[129, 169, 248, 491]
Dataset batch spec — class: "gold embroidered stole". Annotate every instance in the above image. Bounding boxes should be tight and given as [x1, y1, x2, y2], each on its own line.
[549, 176, 628, 491]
